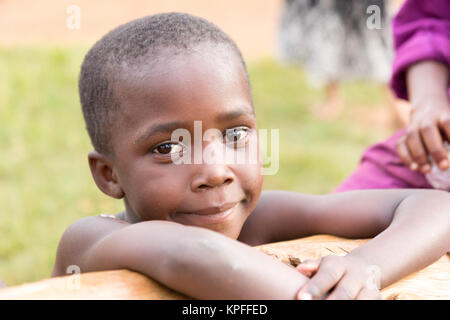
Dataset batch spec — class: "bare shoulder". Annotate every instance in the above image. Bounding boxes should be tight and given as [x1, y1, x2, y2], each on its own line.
[52, 214, 130, 277]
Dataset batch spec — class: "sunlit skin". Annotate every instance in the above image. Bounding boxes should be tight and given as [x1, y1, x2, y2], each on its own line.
[52, 44, 450, 300]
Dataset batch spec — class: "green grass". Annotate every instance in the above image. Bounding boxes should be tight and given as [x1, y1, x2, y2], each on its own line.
[251, 59, 394, 192]
[0, 47, 395, 285]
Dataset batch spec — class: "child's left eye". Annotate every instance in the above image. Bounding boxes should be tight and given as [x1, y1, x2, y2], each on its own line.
[224, 127, 250, 145]
[152, 142, 184, 155]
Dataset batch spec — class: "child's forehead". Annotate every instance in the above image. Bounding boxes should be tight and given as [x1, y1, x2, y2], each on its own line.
[120, 45, 246, 86]
[111, 47, 254, 142]
[115, 47, 252, 115]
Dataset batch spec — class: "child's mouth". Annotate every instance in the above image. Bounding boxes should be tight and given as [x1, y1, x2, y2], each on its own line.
[173, 201, 239, 225]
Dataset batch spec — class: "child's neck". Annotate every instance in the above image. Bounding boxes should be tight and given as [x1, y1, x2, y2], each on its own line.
[117, 207, 141, 224]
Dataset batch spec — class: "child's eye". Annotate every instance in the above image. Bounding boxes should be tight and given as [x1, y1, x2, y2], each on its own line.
[152, 142, 184, 155]
[224, 127, 251, 145]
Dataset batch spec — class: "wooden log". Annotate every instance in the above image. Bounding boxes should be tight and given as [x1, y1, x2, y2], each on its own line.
[0, 235, 448, 299]
[255, 235, 450, 300]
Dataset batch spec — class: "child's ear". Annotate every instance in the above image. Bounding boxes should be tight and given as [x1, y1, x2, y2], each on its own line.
[88, 150, 124, 199]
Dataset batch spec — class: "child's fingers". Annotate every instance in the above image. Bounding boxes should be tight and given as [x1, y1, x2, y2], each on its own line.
[396, 136, 416, 170]
[439, 115, 450, 143]
[405, 129, 430, 173]
[296, 259, 320, 277]
[420, 123, 448, 170]
[325, 275, 362, 300]
[296, 257, 345, 300]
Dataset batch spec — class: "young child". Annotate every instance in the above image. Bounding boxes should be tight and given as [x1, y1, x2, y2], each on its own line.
[336, 0, 450, 192]
[52, 12, 450, 300]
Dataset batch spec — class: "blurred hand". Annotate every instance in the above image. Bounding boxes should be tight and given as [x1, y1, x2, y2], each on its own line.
[396, 99, 450, 174]
[295, 255, 382, 300]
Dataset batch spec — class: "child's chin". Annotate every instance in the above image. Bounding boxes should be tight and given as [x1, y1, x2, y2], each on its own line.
[173, 202, 245, 231]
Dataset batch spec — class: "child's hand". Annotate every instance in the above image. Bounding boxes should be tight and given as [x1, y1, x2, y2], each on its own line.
[397, 100, 450, 174]
[397, 60, 450, 174]
[295, 255, 382, 300]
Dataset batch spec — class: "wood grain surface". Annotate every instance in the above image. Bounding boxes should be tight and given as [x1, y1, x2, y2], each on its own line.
[0, 235, 448, 300]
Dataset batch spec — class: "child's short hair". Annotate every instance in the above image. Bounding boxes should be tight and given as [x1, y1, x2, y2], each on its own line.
[79, 12, 249, 155]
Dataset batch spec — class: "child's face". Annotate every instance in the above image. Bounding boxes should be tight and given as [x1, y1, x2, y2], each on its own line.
[108, 46, 263, 238]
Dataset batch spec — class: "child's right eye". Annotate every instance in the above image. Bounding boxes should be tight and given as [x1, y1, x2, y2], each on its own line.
[152, 142, 184, 155]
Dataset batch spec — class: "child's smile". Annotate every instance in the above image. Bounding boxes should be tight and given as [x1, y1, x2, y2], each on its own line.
[103, 44, 264, 238]
[172, 201, 241, 226]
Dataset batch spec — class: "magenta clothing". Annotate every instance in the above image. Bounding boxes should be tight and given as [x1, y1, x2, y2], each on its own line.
[337, 0, 450, 192]
[335, 129, 433, 191]
[389, 0, 450, 101]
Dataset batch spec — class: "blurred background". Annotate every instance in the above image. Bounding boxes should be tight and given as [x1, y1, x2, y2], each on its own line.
[0, 0, 405, 285]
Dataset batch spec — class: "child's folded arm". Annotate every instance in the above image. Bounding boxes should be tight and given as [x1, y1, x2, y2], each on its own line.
[250, 189, 449, 299]
[55, 218, 309, 299]
[287, 189, 450, 299]
[258, 189, 449, 244]
[345, 189, 450, 289]
[245, 190, 407, 244]
[297, 189, 449, 286]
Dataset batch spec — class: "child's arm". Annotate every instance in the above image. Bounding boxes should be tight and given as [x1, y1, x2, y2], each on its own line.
[389, 0, 450, 173]
[248, 189, 450, 299]
[52, 216, 311, 299]
[396, 60, 450, 173]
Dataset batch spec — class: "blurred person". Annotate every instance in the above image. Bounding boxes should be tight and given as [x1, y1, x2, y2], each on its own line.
[336, 0, 450, 192]
[278, 0, 394, 120]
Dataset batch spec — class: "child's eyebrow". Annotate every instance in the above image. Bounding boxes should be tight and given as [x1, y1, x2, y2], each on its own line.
[134, 121, 187, 145]
[134, 108, 254, 145]
[215, 108, 254, 122]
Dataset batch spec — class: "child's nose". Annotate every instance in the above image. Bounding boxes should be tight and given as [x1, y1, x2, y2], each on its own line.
[191, 164, 234, 191]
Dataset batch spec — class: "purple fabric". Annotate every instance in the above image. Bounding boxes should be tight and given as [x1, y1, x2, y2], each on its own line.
[337, 0, 450, 192]
[335, 129, 432, 192]
[390, 0, 450, 101]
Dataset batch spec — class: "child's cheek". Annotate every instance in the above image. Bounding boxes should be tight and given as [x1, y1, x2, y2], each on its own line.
[236, 162, 263, 203]
[132, 170, 188, 221]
